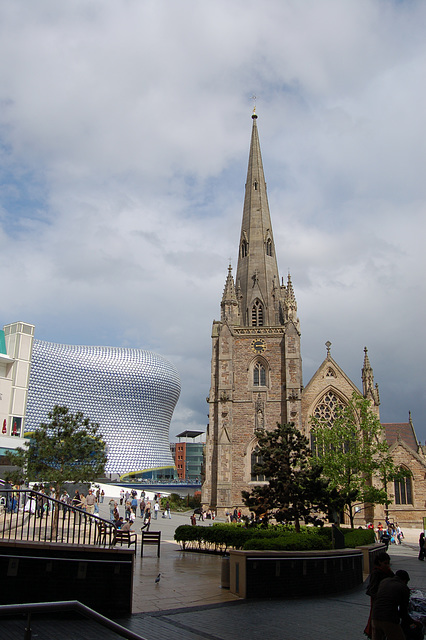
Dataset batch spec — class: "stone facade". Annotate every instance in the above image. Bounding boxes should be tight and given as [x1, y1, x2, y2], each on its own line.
[375, 437, 426, 529]
[202, 114, 303, 515]
[202, 113, 425, 526]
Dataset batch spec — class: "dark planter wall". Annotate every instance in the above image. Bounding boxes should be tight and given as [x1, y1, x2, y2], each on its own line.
[230, 549, 364, 598]
[0, 541, 134, 615]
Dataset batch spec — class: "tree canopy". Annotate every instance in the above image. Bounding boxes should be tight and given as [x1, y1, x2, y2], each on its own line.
[310, 393, 401, 527]
[8, 404, 107, 496]
[242, 422, 334, 532]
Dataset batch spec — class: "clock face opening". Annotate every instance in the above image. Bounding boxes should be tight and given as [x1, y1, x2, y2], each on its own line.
[251, 339, 266, 354]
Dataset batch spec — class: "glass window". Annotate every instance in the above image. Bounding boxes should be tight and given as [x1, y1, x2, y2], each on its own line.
[394, 470, 413, 505]
[253, 362, 266, 386]
[251, 449, 266, 482]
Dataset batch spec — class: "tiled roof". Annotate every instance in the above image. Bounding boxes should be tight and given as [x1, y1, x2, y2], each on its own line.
[382, 422, 418, 451]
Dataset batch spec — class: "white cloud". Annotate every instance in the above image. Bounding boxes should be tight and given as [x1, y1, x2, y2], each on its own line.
[0, 0, 425, 441]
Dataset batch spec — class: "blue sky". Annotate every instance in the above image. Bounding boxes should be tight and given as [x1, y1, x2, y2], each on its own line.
[0, 0, 425, 441]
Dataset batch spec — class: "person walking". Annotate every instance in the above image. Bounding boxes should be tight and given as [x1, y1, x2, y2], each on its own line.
[418, 532, 425, 560]
[108, 498, 116, 522]
[154, 501, 159, 520]
[125, 499, 132, 520]
[71, 490, 80, 507]
[141, 507, 151, 531]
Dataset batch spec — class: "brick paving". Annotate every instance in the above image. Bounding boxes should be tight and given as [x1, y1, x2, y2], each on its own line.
[1, 499, 425, 640]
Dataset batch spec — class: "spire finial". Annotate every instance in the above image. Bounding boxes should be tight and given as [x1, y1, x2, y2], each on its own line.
[325, 341, 332, 356]
[251, 94, 258, 119]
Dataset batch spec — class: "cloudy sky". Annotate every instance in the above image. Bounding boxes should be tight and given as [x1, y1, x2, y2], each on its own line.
[1, 0, 425, 443]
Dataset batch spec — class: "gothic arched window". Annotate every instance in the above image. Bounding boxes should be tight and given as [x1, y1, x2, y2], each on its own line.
[394, 468, 413, 505]
[311, 391, 347, 453]
[253, 362, 266, 387]
[252, 300, 263, 326]
[313, 391, 345, 427]
[266, 238, 272, 256]
[241, 240, 248, 258]
[251, 448, 266, 482]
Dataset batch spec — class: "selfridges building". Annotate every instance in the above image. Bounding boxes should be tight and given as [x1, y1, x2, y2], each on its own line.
[25, 339, 181, 477]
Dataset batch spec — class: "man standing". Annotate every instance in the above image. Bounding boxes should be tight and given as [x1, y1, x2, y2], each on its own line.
[86, 489, 96, 515]
[109, 498, 116, 522]
[154, 501, 159, 519]
[371, 570, 416, 640]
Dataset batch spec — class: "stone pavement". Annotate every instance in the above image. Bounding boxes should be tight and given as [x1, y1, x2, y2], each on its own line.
[2, 498, 426, 640]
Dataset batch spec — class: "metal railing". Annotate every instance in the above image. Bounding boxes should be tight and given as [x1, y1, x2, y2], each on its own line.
[0, 489, 115, 547]
[0, 600, 147, 640]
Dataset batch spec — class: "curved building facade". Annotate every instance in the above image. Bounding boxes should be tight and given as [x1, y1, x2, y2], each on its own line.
[25, 340, 181, 476]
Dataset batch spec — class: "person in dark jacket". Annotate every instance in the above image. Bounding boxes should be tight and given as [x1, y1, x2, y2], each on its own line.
[371, 570, 416, 640]
[418, 532, 425, 561]
[364, 552, 394, 638]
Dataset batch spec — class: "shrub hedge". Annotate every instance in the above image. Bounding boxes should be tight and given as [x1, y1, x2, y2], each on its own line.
[174, 523, 376, 552]
[344, 528, 376, 547]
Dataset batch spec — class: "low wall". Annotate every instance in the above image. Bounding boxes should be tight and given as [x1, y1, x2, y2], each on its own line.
[0, 540, 134, 615]
[358, 543, 387, 578]
[229, 548, 364, 598]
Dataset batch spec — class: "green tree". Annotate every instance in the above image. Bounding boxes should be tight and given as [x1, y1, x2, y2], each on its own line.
[242, 422, 334, 533]
[310, 393, 400, 528]
[8, 405, 107, 534]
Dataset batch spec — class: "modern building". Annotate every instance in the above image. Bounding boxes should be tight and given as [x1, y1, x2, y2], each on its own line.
[0, 322, 34, 469]
[0, 323, 181, 478]
[202, 112, 425, 527]
[172, 430, 204, 482]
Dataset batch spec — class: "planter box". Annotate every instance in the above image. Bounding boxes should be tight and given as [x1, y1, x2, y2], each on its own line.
[357, 542, 387, 578]
[0, 540, 134, 615]
[229, 548, 363, 598]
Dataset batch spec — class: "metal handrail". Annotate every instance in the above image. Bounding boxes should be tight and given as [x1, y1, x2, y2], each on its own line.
[0, 600, 147, 640]
[0, 489, 115, 547]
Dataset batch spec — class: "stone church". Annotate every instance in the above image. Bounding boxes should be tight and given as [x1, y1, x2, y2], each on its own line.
[202, 112, 425, 528]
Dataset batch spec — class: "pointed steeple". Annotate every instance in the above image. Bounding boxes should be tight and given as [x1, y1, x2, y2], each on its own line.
[283, 272, 299, 328]
[362, 347, 380, 407]
[221, 264, 239, 323]
[235, 113, 283, 327]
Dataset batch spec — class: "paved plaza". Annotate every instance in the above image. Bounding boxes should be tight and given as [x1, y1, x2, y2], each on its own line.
[2, 497, 426, 640]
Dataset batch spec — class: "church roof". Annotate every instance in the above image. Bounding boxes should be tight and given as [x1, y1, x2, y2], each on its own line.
[382, 421, 418, 450]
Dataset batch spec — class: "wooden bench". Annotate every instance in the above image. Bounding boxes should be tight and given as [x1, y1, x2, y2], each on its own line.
[141, 530, 161, 557]
[113, 529, 137, 551]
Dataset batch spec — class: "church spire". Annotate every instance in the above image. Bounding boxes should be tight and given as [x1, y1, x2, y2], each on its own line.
[235, 113, 282, 327]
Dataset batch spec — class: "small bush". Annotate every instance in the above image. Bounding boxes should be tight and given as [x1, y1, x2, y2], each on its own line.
[344, 528, 376, 548]
[174, 522, 376, 553]
[243, 532, 332, 551]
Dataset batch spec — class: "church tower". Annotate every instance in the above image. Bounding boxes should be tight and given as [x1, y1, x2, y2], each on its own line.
[202, 112, 303, 515]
